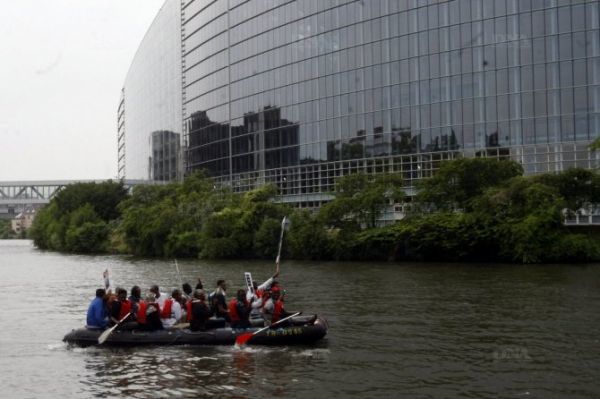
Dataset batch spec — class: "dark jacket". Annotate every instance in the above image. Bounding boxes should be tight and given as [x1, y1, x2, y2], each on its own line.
[190, 301, 212, 331]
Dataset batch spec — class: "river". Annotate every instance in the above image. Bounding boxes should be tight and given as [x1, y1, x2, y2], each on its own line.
[0, 240, 599, 398]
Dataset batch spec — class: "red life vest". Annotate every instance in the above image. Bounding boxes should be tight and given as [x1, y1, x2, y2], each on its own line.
[228, 298, 240, 322]
[118, 299, 132, 320]
[186, 300, 193, 322]
[137, 301, 148, 324]
[272, 300, 285, 323]
[160, 299, 173, 319]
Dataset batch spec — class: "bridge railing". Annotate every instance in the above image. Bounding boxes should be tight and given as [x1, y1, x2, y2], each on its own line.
[564, 214, 600, 226]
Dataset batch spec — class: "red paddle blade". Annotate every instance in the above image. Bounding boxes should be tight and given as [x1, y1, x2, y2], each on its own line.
[235, 332, 253, 346]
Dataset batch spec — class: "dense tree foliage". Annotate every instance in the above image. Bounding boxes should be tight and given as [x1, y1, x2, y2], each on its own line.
[0, 219, 18, 239]
[30, 181, 127, 252]
[416, 157, 524, 211]
[30, 160, 600, 263]
[319, 173, 404, 229]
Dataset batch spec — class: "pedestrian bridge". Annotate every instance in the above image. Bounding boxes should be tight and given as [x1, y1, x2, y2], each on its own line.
[0, 179, 162, 217]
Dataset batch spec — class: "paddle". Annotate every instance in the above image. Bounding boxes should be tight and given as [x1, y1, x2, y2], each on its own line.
[103, 269, 110, 291]
[174, 259, 183, 288]
[275, 216, 290, 266]
[235, 311, 301, 346]
[98, 312, 131, 345]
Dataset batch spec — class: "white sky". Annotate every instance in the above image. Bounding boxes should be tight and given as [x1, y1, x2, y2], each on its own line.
[0, 0, 165, 181]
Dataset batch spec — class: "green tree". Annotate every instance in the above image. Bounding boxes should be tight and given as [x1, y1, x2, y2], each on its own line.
[53, 181, 128, 221]
[64, 221, 109, 253]
[286, 210, 332, 260]
[532, 168, 600, 211]
[416, 157, 523, 211]
[199, 207, 243, 259]
[589, 137, 600, 151]
[165, 231, 202, 258]
[198, 185, 289, 259]
[30, 181, 129, 252]
[63, 204, 108, 253]
[0, 219, 16, 239]
[30, 202, 59, 249]
[118, 173, 238, 257]
[319, 172, 404, 229]
[253, 217, 283, 259]
[496, 183, 564, 263]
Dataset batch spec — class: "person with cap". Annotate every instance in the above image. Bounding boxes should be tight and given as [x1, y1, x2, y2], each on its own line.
[86, 288, 109, 329]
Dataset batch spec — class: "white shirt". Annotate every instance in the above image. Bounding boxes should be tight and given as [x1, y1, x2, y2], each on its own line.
[155, 292, 168, 309]
[246, 277, 274, 302]
[262, 298, 275, 323]
[161, 300, 182, 329]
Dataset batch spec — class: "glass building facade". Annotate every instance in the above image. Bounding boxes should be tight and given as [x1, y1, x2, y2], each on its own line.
[119, 0, 182, 181]
[124, 0, 600, 202]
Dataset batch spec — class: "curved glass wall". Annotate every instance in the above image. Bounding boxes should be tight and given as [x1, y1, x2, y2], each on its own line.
[121, 0, 182, 181]
[181, 0, 600, 203]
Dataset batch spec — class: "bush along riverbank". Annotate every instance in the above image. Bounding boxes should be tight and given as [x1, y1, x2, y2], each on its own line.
[30, 159, 600, 263]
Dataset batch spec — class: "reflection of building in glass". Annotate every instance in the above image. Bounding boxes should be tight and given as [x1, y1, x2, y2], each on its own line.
[123, 1, 600, 202]
[187, 106, 299, 188]
[151, 131, 180, 181]
[118, 0, 181, 181]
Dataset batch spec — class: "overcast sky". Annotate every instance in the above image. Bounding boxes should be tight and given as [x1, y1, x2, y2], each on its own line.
[0, 0, 165, 181]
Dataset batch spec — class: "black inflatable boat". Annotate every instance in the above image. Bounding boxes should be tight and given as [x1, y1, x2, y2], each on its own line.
[63, 315, 328, 347]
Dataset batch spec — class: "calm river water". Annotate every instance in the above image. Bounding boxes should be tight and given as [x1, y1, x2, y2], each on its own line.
[0, 240, 599, 398]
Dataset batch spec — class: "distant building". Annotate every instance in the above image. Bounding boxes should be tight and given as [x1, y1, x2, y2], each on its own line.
[120, 0, 600, 206]
[11, 208, 36, 234]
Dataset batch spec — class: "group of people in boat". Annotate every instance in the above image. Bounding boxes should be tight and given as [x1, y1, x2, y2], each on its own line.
[86, 267, 293, 332]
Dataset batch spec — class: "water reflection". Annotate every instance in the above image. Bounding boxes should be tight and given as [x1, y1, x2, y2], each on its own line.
[79, 345, 330, 398]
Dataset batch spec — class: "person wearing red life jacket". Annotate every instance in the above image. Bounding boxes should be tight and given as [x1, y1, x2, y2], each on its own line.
[109, 288, 132, 326]
[149, 285, 168, 309]
[160, 289, 183, 329]
[140, 295, 163, 331]
[136, 298, 148, 325]
[246, 267, 280, 323]
[229, 289, 253, 328]
[262, 287, 291, 325]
